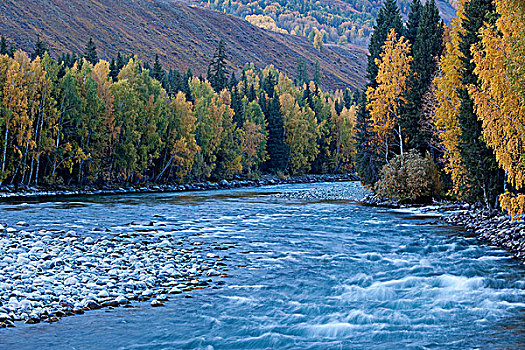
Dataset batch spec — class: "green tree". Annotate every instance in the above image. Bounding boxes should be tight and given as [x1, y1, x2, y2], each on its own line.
[209, 40, 228, 92]
[401, 0, 443, 152]
[31, 35, 48, 60]
[296, 58, 309, 85]
[84, 37, 99, 65]
[457, 0, 503, 206]
[265, 96, 288, 172]
[366, 0, 404, 88]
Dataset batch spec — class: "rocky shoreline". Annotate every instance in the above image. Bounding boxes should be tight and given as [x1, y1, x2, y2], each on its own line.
[443, 207, 525, 259]
[0, 220, 235, 328]
[0, 173, 358, 200]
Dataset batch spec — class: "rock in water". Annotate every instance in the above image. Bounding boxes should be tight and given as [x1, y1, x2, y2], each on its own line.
[150, 299, 164, 307]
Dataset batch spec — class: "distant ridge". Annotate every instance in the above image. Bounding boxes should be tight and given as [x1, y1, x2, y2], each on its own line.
[0, 0, 367, 90]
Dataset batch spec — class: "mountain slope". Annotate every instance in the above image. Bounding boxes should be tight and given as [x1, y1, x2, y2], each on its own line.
[185, 0, 457, 47]
[0, 0, 367, 90]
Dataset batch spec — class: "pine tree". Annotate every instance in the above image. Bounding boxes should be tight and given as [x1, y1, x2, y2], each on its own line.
[313, 60, 322, 87]
[400, 0, 443, 151]
[263, 70, 276, 98]
[209, 40, 228, 92]
[0, 36, 8, 55]
[366, 0, 404, 88]
[31, 35, 48, 59]
[116, 52, 126, 71]
[406, 0, 423, 45]
[355, 92, 380, 185]
[457, 0, 503, 206]
[84, 37, 98, 65]
[109, 58, 118, 81]
[296, 58, 309, 85]
[265, 96, 288, 172]
[229, 71, 237, 90]
[151, 54, 167, 89]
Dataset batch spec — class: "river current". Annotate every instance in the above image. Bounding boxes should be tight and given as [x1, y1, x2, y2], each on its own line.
[0, 181, 524, 349]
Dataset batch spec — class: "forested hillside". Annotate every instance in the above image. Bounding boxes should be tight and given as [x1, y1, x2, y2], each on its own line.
[0, 0, 366, 91]
[186, 0, 457, 47]
[0, 37, 359, 188]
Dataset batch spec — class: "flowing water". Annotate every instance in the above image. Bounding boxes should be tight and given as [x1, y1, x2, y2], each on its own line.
[1, 181, 524, 349]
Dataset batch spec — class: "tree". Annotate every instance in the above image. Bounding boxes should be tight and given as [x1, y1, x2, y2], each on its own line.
[265, 96, 288, 172]
[366, 0, 404, 88]
[456, 0, 502, 206]
[31, 35, 48, 60]
[401, 0, 444, 151]
[471, 0, 525, 219]
[366, 29, 413, 161]
[406, 0, 423, 45]
[313, 60, 322, 87]
[208, 40, 228, 93]
[433, 0, 470, 199]
[280, 92, 319, 174]
[296, 58, 309, 85]
[84, 37, 99, 65]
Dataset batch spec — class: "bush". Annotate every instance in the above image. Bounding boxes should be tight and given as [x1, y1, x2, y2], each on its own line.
[375, 150, 442, 203]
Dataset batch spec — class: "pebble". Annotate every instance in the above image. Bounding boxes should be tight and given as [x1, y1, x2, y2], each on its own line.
[0, 221, 232, 327]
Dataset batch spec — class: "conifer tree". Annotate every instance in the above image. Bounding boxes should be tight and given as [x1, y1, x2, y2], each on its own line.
[401, 0, 443, 151]
[0, 36, 8, 55]
[313, 60, 322, 87]
[31, 35, 48, 59]
[296, 58, 309, 85]
[406, 0, 423, 45]
[366, 0, 404, 88]
[265, 96, 288, 172]
[456, 0, 503, 206]
[109, 58, 118, 82]
[84, 37, 99, 65]
[209, 40, 228, 92]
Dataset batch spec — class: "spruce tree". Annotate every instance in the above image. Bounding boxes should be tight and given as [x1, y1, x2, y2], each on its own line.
[296, 58, 309, 85]
[456, 0, 503, 206]
[31, 35, 48, 59]
[247, 85, 257, 102]
[183, 68, 193, 102]
[354, 92, 381, 185]
[151, 54, 168, 88]
[366, 0, 404, 88]
[229, 72, 238, 90]
[400, 0, 443, 151]
[84, 37, 98, 65]
[109, 58, 118, 82]
[265, 97, 288, 172]
[116, 52, 126, 71]
[406, 0, 423, 45]
[313, 60, 322, 87]
[209, 40, 228, 92]
[0, 36, 8, 55]
[263, 71, 276, 98]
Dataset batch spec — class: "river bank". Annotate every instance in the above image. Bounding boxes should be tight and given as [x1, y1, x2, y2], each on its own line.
[0, 219, 235, 328]
[0, 174, 358, 200]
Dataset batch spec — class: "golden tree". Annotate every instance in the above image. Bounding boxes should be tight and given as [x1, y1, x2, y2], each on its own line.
[366, 29, 412, 161]
[471, 0, 525, 220]
[432, 0, 470, 199]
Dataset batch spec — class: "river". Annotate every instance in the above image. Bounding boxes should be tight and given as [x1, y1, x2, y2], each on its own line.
[1, 181, 524, 349]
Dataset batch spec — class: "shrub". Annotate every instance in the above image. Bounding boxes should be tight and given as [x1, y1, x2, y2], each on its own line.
[375, 150, 442, 203]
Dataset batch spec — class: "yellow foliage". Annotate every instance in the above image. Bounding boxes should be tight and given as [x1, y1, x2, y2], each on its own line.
[366, 29, 412, 160]
[432, 0, 470, 199]
[245, 15, 288, 34]
[471, 0, 525, 219]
